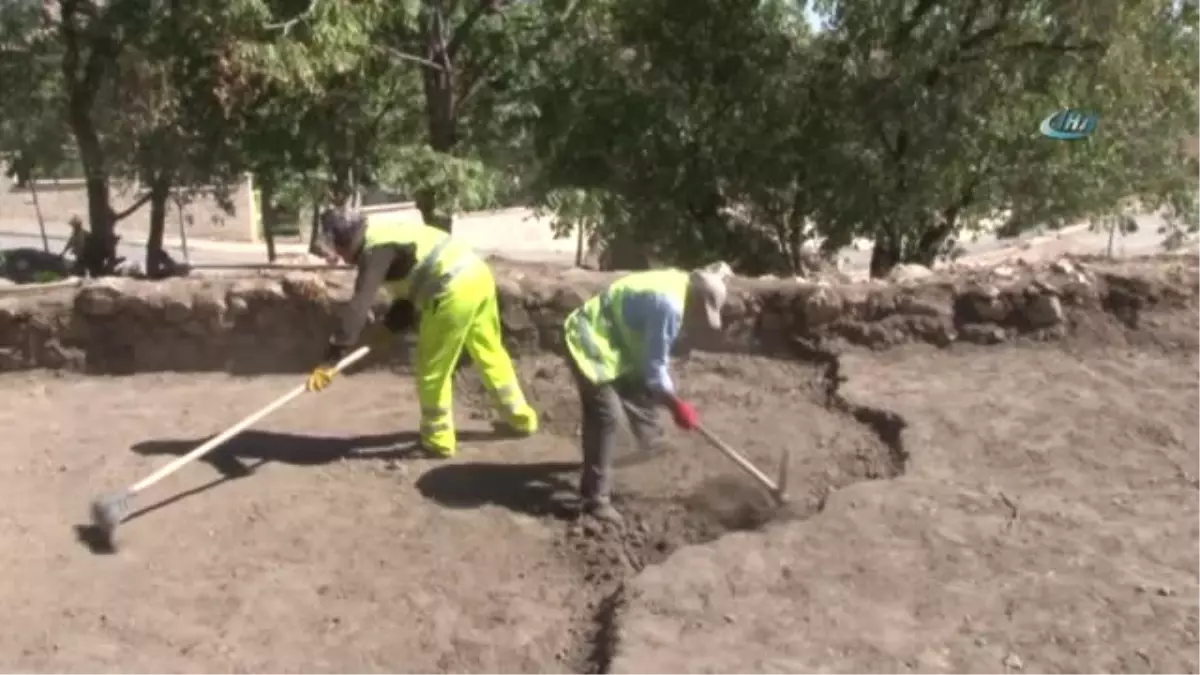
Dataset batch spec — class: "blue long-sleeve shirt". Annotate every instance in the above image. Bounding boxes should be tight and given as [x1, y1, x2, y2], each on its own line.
[618, 289, 682, 396]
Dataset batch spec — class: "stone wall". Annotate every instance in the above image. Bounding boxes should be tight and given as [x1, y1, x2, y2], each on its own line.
[0, 255, 1195, 375]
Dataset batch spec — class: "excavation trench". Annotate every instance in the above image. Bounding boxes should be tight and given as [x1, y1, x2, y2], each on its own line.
[462, 349, 912, 674]
[0, 258, 1194, 673]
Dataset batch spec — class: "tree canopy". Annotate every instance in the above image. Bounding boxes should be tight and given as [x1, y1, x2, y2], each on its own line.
[0, 0, 1195, 277]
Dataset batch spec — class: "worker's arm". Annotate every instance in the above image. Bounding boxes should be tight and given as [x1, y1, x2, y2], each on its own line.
[634, 292, 683, 402]
[629, 290, 699, 429]
[323, 245, 397, 362]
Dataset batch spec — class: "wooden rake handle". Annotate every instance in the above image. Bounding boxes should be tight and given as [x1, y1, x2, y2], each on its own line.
[694, 423, 790, 504]
[129, 346, 372, 494]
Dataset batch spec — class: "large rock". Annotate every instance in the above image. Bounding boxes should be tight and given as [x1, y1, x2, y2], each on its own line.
[0, 256, 1195, 375]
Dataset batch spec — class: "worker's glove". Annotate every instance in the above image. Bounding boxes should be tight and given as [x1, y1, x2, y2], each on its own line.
[307, 342, 349, 392]
[667, 396, 699, 430]
[306, 365, 336, 393]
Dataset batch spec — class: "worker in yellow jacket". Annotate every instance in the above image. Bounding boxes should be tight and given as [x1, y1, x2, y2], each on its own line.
[305, 208, 539, 457]
[563, 267, 728, 525]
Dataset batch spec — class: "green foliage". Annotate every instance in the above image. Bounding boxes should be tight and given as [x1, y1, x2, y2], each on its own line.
[524, 0, 827, 272]
[809, 0, 1185, 274]
[375, 144, 501, 215]
[996, 1, 1199, 242]
[0, 0, 72, 182]
[3, 0, 1191, 275]
[535, 188, 606, 241]
[32, 269, 64, 283]
[525, 0, 1197, 275]
[232, 0, 389, 89]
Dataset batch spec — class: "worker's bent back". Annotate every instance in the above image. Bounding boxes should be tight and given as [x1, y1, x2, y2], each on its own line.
[364, 221, 482, 306]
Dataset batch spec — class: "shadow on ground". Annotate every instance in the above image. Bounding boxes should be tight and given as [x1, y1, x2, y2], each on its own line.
[131, 428, 515, 473]
[416, 461, 581, 521]
[85, 428, 537, 553]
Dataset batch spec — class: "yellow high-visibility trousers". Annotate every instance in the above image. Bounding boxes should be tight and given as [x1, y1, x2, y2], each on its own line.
[415, 262, 538, 456]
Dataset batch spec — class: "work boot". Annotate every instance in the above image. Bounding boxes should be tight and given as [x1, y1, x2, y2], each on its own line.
[490, 419, 537, 439]
[419, 440, 455, 459]
[491, 405, 539, 438]
[583, 499, 625, 528]
[420, 419, 457, 458]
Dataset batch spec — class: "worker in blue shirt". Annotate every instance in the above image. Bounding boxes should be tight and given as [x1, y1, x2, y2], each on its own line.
[562, 267, 728, 525]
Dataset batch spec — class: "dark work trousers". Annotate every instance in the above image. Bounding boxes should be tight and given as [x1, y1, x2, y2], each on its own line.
[568, 357, 663, 507]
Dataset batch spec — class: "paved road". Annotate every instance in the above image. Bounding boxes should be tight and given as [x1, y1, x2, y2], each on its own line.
[0, 226, 278, 267]
[0, 210, 1185, 275]
[830, 211, 1179, 275]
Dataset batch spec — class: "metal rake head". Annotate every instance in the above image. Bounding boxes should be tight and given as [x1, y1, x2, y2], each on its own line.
[773, 447, 791, 506]
[89, 490, 132, 540]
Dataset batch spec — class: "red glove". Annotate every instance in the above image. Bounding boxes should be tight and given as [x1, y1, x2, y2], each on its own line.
[668, 397, 699, 430]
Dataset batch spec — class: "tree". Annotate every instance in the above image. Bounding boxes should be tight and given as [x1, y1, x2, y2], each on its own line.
[527, 0, 1196, 278]
[0, 0, 72, 253]
[811, 0, 1198, 277]
[232, 0, 419, 228]
[52, 0, 164, 275]
[526, 0, 828, 272]
[127, 0, 288, 273]
[239, 0, 576, 232]
[373, 0, 537, 230]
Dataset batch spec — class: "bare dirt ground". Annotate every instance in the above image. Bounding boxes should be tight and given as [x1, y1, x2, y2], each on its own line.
[613, 312, 1200, 674]
[0, 306, 1196, 673]
[0, 350, 892, 673]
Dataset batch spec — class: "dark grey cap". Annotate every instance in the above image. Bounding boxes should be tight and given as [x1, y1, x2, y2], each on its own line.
[319, 208, 365, 249]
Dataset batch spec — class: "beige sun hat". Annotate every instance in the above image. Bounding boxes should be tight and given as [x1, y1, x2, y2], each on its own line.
[687, 269, 728, 331]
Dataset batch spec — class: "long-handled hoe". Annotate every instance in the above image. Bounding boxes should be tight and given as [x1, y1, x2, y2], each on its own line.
[614, 400, 791, 506]
[87, 346, 372, 550]
[694, 423, 791, 506]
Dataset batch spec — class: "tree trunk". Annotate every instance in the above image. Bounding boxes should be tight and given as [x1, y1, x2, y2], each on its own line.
[418, 27, 457, 233]
[80, 178, 117, 276]
[66, 93, 117, 276]
[145, 175, 173, 279]
[260, 180, 278, 263]
[575, 221, 585, 267]
[59, 0, 126, 276]
[330, 163, 353, 207]
[175, 194, 190, 265]
[307, 198, 323, 256]
[28, 173, 49, 253]
[869, 232, 902, 279]
[910, 221, 954, 267]
[63, 49, 115, 275]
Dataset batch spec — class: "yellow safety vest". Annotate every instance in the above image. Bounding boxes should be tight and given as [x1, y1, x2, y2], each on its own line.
[362, 219, 481, 306]
[564, 269, 690, 385]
